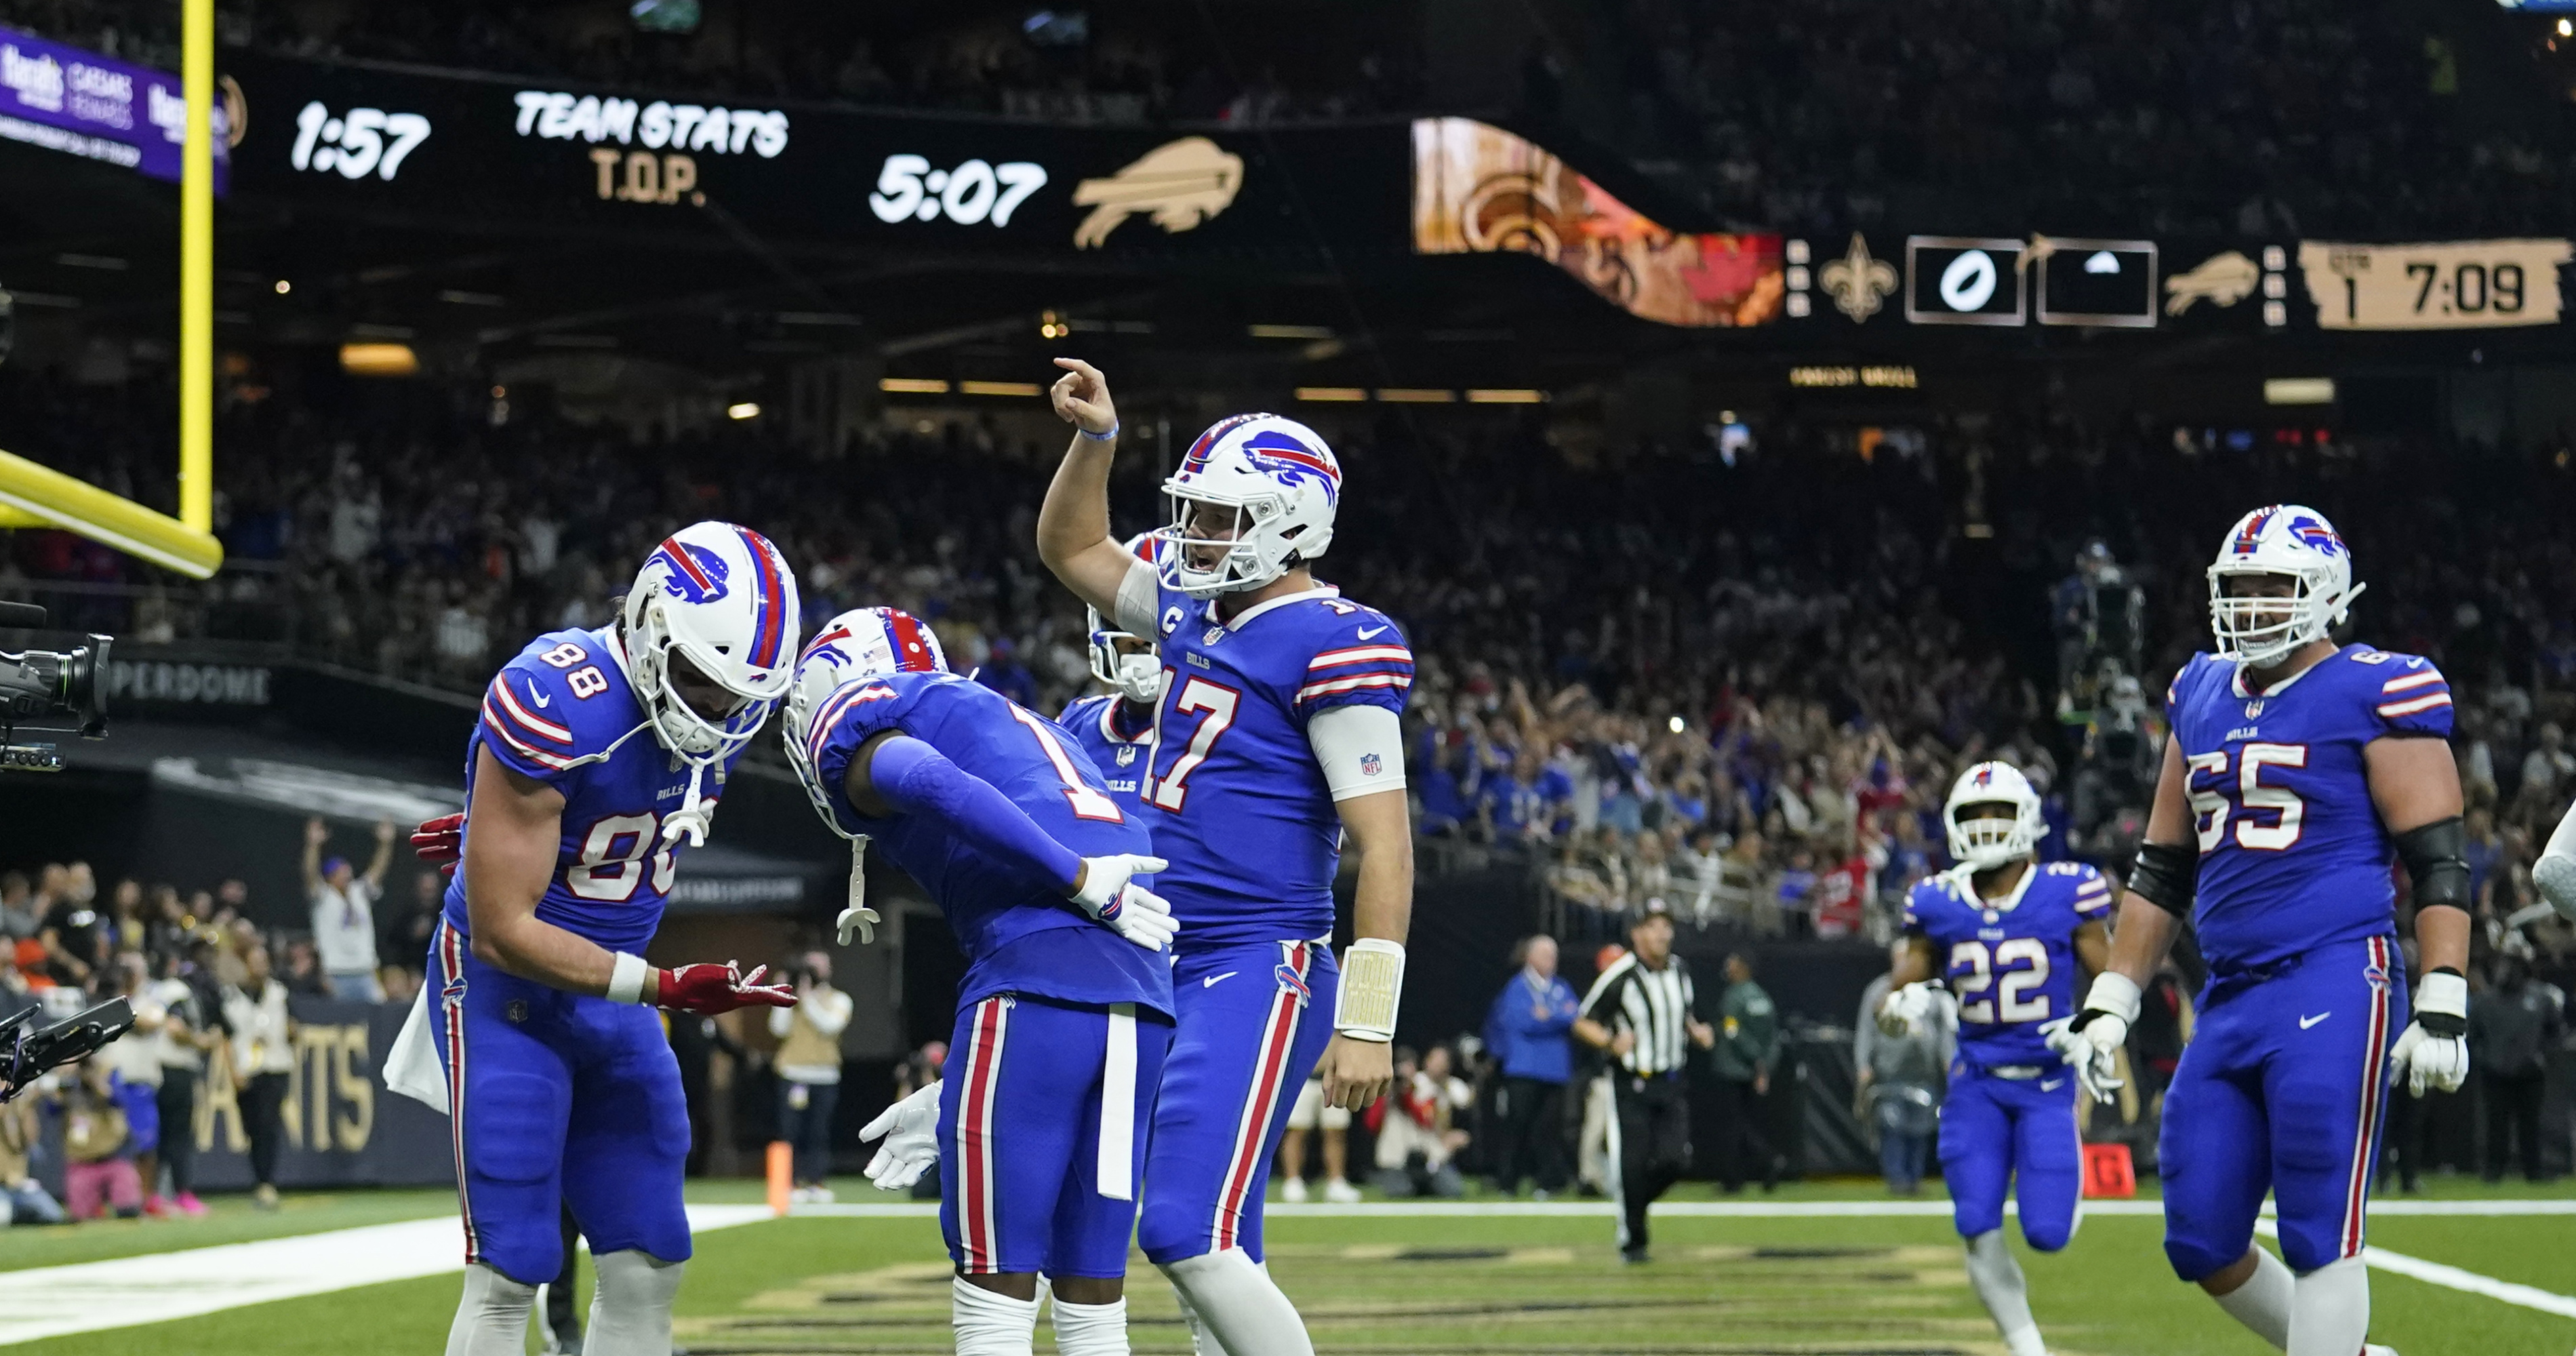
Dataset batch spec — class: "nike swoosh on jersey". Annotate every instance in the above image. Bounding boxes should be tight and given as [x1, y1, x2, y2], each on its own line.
[529, 683, 552, 708]
[2040, 1079, 2066, 1092]
[1203, 971, 1239, 988]
[1356, 624, 1390, 639]
[2300, 1012, 2331, 1029]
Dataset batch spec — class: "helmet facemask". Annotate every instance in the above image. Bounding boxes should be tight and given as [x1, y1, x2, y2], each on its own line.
[627, 593, 772, 767]
[1087, 605, 1166, 704]
[2207, 566, 2356, 669]
[1165, 492, 1299, 598]
[1946, 801, 2038, 871]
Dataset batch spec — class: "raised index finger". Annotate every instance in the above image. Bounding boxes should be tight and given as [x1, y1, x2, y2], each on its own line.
[1052, 357, 1104, 382]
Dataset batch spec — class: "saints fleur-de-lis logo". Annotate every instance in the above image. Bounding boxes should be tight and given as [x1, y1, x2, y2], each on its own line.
[1817, 233, 1898, 323]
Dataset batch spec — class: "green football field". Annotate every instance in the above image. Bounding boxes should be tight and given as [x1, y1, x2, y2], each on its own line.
[5, 1178, 2573, 1355]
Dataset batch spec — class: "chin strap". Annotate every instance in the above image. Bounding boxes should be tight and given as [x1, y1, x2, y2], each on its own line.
[662, 761, 713, 847]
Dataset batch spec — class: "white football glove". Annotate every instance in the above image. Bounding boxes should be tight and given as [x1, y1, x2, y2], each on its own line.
[2068, 972, 2140, 1101]
[1068, 853, 1180, 952]
[1876, 980, 1944, 1038]
[2041, 1016, 2122, 1103]
[859, 1081, 943, 1193]
[2390, 969, 2470, 1097]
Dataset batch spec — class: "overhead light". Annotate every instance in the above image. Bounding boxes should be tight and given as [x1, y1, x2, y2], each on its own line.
[1466, 388, 1545, 404]
[880, 377, 950, 395]
[339, 342, 419, 377]
[438, 290, 504, 306]
[1667, 715, 1685, 734]
[727, 402, 761, 420]
[273, 279, 291, 295]
[1375, 388, 1455, 403]
[1295, 386, 1368, 402]
[1249, 323, 1334, 340]
[778, 311, 862, 326]
[2264, 377, 2335, 405]
[55, 253, 126, 271]
[959, 380, 1042, 397]
[1039, 309, 1069, 340]
[2560, 17, 2571, 35]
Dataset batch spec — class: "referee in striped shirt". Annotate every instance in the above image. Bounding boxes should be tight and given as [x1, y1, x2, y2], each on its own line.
[1573, 902, 1714, 1263]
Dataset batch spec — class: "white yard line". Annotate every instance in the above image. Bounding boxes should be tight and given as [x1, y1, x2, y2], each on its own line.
[2251, 1218, 2576, 1321]
[796, 1197, 2576, 1220]
[0, 1203, 772, 1347]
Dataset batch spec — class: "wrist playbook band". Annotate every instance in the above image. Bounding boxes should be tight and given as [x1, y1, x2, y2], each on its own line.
[1333, 938, 1405, 1042]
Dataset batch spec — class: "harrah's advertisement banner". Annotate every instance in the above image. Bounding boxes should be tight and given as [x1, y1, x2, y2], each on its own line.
[0, 25, 227, 185]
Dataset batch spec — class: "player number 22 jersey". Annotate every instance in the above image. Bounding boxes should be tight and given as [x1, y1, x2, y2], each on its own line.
[1905, 862, 2112, 1068]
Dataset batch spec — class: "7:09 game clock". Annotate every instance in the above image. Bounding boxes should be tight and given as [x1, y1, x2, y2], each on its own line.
[2298, 238, 2571, 330]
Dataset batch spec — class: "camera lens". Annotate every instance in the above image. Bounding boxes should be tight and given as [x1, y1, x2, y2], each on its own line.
[71, 634, 109, 736]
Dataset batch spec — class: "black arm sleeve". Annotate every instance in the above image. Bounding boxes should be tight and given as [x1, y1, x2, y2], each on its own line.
[2127, 841, 2197, 918]
[2393, 815, 2471, 915]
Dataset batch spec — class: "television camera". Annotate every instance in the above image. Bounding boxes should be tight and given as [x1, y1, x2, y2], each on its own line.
[1, 601, 111, 772]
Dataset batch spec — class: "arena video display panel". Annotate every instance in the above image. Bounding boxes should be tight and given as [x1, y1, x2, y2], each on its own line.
[0, 24, 228, 185]
[222, 52, 1405, 259]
[1409, 116, 1785, 329]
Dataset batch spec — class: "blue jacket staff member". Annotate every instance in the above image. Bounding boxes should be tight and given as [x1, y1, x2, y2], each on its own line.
[1483, 934, 1580, 1198]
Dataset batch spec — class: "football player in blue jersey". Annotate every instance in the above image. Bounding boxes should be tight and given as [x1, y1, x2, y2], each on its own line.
[780, 605, 1178, 1356]
[1038, 359, 1415, 1356]
[403, 521, 810, 1356]
[2070, 505, 2469, 1356]
[1877, 762, 2114, 1356]
[1057, 532, 1167, 819]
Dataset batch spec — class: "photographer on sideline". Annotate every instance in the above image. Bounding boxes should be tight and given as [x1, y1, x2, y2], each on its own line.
[770, 949, 853, 1203]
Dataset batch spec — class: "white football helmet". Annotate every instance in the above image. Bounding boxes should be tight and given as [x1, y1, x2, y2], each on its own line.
[1161, 414, 1340, 598]
[1944, 761, 2047, 870]
[780, 605, 950, 824]
[622, 521, 800, 761]
[778, 605, 948, 946]
[2207, 504, 2364, 668]
[1089, 531, 1169, 704]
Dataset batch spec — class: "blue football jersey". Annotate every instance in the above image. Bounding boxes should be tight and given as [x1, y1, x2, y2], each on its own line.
[1906, 861, 2112, 1066]
[442, 626, 731, 954]
[1129, 582, 1412, 948]
[807, 670, 1172, 1017]
[2168, 645, 2454, 970]
[1058, 693, 1156, 819]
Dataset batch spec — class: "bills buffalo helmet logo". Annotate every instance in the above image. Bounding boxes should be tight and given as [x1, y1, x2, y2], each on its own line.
[1239, 430, 1341, 503]
[2362, 956, 2391, 991]
[653, 539, 732, 604]
[2287, 515, 2345, 557]
[1971, 766, 1994, 788]
[1275, 963, 1313, 1004]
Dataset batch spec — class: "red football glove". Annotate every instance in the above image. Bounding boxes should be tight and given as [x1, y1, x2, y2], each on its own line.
[653, 961, 796, 1016]
[412, 813, 465, 877]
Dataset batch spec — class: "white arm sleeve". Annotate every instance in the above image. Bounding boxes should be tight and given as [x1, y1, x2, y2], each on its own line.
[1112, 558, 1159, 637]
[1306, 704, 1407, 801]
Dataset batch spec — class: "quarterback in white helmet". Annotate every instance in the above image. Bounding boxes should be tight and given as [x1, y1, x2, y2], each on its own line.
[1037, 359, 1415, 1356]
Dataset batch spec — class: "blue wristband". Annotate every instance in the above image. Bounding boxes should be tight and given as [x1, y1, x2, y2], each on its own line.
[1078, 422, 1119, 441]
